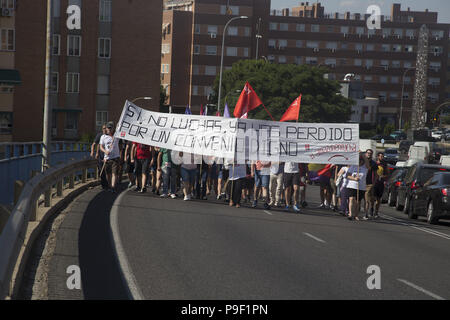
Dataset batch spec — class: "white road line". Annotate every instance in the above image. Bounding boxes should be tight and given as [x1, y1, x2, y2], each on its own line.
[397, 279, 445, 300]
[263, 210, 273, 215]
[110, 190, 145, 300]
[379, 213, 450, 240]
[303, 232, 326, 243]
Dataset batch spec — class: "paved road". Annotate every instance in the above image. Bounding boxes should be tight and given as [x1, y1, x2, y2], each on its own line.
[112, 186, 450, 300]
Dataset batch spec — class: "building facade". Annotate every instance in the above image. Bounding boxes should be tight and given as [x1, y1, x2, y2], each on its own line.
[12, 0, 162, 142]
[163, 1, 449, 126]
[0, 0, 18, 142]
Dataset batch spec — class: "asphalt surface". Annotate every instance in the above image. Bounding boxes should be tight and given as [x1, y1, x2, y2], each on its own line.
[113, 185, 450, 300]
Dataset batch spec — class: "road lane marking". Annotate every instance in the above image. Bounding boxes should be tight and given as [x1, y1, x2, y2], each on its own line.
[379, 214, 450, 241]
[110, 190, 145, 300]
[263, 210, 273, 215]
[303, 232, 326, 243]
[397, 279, 445, 300]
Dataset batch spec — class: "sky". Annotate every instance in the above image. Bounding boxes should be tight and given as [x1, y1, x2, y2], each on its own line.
[271, 0, 450, 23]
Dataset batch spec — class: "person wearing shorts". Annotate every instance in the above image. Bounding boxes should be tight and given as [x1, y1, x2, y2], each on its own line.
[345, 154, 370, 221]
[284, 162, 301, 213]
[131, 142, 151, 193]
[99, 122, 122, 193]
[251, 160, 271, 209]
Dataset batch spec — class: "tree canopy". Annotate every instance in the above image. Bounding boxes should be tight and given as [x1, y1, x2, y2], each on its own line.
[212, 60, 353, 123]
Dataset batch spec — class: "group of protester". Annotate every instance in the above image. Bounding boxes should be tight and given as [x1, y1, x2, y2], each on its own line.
[91, 122, 388, 220]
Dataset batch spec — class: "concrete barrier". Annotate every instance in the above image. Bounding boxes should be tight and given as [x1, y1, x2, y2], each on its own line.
[0, 158, 98, 299]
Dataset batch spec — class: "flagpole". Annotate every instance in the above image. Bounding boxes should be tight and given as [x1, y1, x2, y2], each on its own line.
[261, 103, 275, 121]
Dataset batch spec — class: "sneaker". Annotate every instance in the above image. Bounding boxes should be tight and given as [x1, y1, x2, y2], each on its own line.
[184, 195, 189, 201]
[363, 216, 369, 221]
[374, 213, 379, 219]
[275, 202, 281, 207]
[134, 186, 140, 192]
[170, 194, 177, 199]
[293, 205, 301, 213]
[140, 188, 147, 193]
[263, 202, 271, 210]
[160, 193, 169, 198]
[252, 200, 257, 208]
[301, 201, 308, 208]
[318, 203, 326, 209]
[284, 205, 290, 212]
[128, 182, 134, 188]
[217, 194, 221, 200]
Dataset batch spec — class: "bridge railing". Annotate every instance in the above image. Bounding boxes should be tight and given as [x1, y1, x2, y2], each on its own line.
[0, 158, 98, 299]
[0, 141, 91, 206]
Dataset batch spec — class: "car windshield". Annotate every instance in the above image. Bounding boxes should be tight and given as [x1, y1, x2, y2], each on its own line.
[441, 174, 450, 185]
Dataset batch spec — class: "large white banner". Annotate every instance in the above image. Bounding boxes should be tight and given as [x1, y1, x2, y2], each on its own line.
[115, 101, 359, 165]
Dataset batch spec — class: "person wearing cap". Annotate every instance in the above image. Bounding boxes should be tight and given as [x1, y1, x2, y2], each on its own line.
[99, 122, 122, 193]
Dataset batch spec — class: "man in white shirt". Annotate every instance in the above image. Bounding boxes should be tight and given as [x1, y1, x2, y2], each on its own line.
[283, 162, 301, 213]
[99, 122, 122, 193]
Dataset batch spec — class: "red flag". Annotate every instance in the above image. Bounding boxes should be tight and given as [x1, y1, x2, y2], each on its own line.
[233, 82, 263, 118]
[280, 95, 302, 122]
[216, 111, 221, 117]
[318, 164, 333, 177]
[200, 104, 203, 115]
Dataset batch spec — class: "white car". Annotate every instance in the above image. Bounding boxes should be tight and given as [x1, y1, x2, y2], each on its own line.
[431, 131, 443, 140]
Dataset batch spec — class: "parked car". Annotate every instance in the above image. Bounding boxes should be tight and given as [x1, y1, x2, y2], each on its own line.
[409, 172, 450, 224]
[396, 164, 450, 219]
[382, 167, 409, 206]
[384, 148, 400, 164]
[371, 135, 395, 143]
[440, 155, 450, 166]
[399, 140, 413, 154]
[390, 131, 407, 141]
[431, 131, 444, 141]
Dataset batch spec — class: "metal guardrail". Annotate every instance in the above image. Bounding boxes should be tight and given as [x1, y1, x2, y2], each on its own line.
[0, 141, 90, 206]
[0, 158, 98, 299]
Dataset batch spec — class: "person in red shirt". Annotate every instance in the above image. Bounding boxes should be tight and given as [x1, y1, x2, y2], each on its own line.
[131, 142, 152, 193]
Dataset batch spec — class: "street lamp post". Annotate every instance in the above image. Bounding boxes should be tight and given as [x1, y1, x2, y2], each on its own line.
[42, 0, 52, 172]
[131, 97, 152, 104]
[217, 15, 248, 116]
[399, 67, 415, 130]
[255, 18, 262, 60]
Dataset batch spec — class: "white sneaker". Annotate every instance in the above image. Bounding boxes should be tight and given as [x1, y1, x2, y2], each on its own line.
[160, 193, 169, 198]
[170, 194, 177, 199]
[184, 195, 189, 201]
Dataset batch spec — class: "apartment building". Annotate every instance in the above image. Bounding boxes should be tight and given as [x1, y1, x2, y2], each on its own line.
[164, 1, 449, 126]
[266, 2, 449, 127]
[162, 0, 270, 114]
[12, 0, 162, 142]
[0, 0, 18, 142]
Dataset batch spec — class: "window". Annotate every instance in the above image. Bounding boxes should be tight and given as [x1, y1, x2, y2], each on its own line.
[404, 45, 413, 52]
[430, 61, 441, 72]
[354, 59, 362, 66]
[243, 48, 249, 57]
[296, 40, 303, 48]
[341, 43, 347, 49]
[51, 73, 59, 93]
[366, 44, 374, 51]
[0, 29, 14, 51]
[278, 39, 287, 48]
[381, 60, 389, 67]
[0, 112, 13, 134]
[327, 26, 334, 33]
[98, 38, 111, 58]
[52, 0, 60, 17]
[431, 30, 444, 40]
[194, 24, 200, 34]
[1, 0, 15, 9]
[364, 75, 373, 82]
[355, 43, 363, 51]
[226, 47, 237, 56]
[192, 86, 198, 96]
[65, 113, 78, 130]
[207, 25, 218, 36]
[365, 59, 373, 68]
[97, 75, 109, 94]
[404, 76, 411, 84]
[220, 5, 239, 15]
[52, 34, 60, 55]
[96, 111, 108, 131]
[66, 73, 79, 93]
[392, 61, 400, 68]
[306, 57, 317, 65]
[391, 76, 399, 84]
[326, 42, 337, 49]
[306, 41, 318, 49]
[280, 23, 289, 31]
[406, 29, 415, 38]
[161, 43, 170, 54]
[394, 28, 403, 38]
[428, 77, 440, 86]
[379, 92, 387, 102]
[205, 45, 216, 55]
[381, 44, 390, 52]
[204, 66, 216, 76]
[99, 0, 112, 22]
[390, 92, 399, 99]
[341, 26, 349, 34]
[403, 92, 410, 99]
[356, 27, 364, 35]
[380, 76, 388, 83]
[325, 58, 336, 67]
[404, 61, 413, 68]
[311, 25, 320, 32]
[193, 45, 200, 55]
[428, 93, 439, 103]
[269, 23, 277, 31]
[296, 24, 305, 32]
[268, 39, 276, 48]
[278, 56, 286, 63]
[295, 56, 303, 65]
[67, 35, 81, 56]
[382, 28, 391, 37]
[392, 44, 401, 52]
[244, 27, 251, 37]
[161, 64, 170, 74]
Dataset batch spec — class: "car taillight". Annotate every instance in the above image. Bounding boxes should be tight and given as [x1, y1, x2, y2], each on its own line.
[442, 188, 449, 196]
[395, 181, 402, 187]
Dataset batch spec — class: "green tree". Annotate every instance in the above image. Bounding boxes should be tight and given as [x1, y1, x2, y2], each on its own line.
[383, 123, 395, 136]
[403, 121, 411, 132]
[212, 60, 353, 122]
